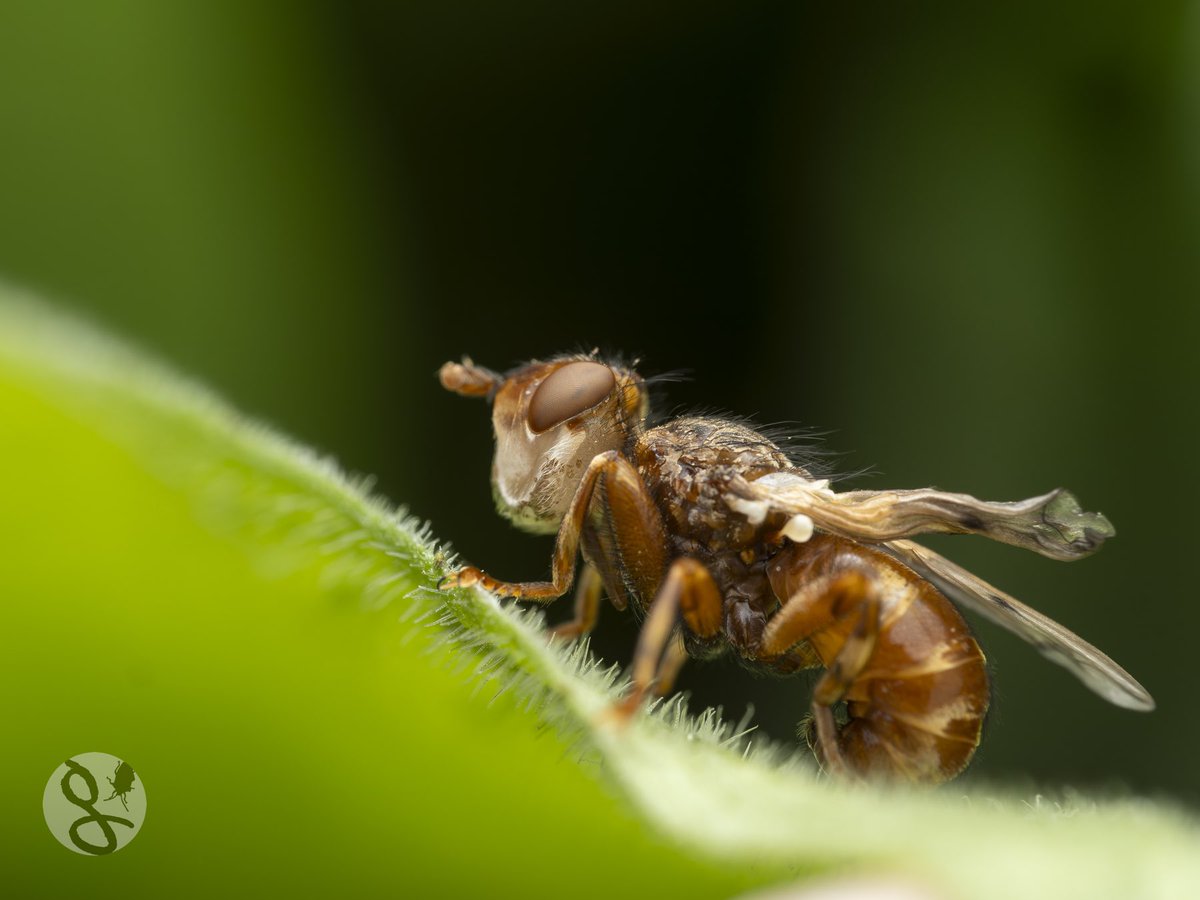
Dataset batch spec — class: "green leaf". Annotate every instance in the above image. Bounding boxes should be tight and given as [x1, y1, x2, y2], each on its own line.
[1, 280, 1197, 899]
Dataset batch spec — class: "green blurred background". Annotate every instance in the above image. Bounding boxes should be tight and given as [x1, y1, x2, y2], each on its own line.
[1, 0, 1197, 806]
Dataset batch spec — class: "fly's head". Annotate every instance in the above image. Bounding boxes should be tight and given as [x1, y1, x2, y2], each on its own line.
[440, 354, 648, 533]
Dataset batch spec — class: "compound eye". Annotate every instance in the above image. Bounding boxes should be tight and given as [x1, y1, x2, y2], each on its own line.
[528, 361, 616, 433]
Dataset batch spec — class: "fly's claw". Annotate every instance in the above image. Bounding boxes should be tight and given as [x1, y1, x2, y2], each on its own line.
[437, 567, 483, 591]
[594, 692, 643, 731]
[546, 621, 587, 641]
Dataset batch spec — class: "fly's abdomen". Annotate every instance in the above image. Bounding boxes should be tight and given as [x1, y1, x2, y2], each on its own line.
[835, 582, 989, 783]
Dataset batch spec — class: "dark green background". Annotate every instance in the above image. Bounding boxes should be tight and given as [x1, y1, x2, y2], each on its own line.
[1, 1, 1196, 802]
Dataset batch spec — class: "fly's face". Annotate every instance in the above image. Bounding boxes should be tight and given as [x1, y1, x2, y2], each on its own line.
[489, 360, 626, 533]
[441, 355, 647, 533]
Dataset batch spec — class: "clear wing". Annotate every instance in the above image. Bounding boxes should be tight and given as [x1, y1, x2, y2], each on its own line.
[882, 539, 1154, 712]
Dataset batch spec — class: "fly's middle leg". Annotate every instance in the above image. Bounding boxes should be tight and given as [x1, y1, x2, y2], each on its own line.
[547, 564, 603, 640]
[610, 556, 723, 720]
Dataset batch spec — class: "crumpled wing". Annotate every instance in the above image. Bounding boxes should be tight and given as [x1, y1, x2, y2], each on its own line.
[882, 539, 1154, 712]
[724, 472, 1114, 561]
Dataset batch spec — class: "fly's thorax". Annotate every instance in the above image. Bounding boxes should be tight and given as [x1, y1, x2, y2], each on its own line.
[633, 416, 796, 548]
[486, 356, 647, 533]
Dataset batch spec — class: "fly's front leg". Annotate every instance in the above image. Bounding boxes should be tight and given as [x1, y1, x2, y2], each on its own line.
[761, 569, 881, 778]
[438, 450, 652, 606]
[610, 557, 723, 720]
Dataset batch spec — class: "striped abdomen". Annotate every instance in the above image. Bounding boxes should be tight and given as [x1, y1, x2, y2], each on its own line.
[768, 537, 990, 783]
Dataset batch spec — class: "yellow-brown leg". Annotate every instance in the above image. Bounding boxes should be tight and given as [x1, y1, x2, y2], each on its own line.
[812, 592, 880, 777]
[613, 557, 722, 718]
[439, 449, 670, 621]
[547, 564, 604, 640]
[761, 570, 881, 778]
[438, 450, 626, 602]
[654, 634, 690, 697]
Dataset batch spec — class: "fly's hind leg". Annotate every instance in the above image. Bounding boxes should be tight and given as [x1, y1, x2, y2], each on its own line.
[760, 570, 881, 778]
[609, 557, 723, 721]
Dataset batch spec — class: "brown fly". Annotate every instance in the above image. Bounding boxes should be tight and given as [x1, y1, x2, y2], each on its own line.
[437, 353, 1153, 782]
